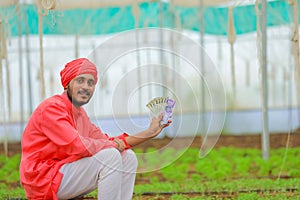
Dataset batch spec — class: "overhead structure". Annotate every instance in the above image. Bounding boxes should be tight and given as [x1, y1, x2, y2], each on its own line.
[34, 0, 232, 9]
[0, 0, 297, 36]
[0, 0, 299, 159]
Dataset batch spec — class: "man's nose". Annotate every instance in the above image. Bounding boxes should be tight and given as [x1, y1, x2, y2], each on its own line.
[81, 81, 89, 89]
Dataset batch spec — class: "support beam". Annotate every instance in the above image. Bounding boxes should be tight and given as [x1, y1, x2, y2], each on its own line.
[199, 0, 206, 137]
[25, 4, 33, 114]
[38, 4, 45, 100]
[261, 0, 270, 160]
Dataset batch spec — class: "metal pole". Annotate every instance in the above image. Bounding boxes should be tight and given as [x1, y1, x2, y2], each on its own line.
[38, 5, 45, 100]
[132, 2, 142, 115]
[136, 30, 142, 115]
[25, 4, 33, 114]
[17, 4, 25, 136]
[0, 20, 8, 156]
[199, 0, 206, 136]
[291, 0, 300, 126]
[75, 34, 79, 58]
[143, 24, 152, 100]
[261, 0, 269, 160]
[159, 0, 165, 97]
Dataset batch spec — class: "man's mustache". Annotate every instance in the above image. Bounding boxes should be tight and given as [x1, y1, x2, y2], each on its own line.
[78, 90, 90, 96]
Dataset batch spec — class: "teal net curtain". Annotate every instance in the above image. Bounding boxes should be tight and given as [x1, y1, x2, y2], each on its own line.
[0, 0, 298, 37]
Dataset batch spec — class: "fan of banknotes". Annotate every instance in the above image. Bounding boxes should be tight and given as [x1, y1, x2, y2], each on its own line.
[146, 97, 176, 125]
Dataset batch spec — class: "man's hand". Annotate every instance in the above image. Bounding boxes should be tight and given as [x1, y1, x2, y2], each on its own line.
[148, 114, 172, 138]
[123, 114, 172, 148]
[113, 138, 126, 152]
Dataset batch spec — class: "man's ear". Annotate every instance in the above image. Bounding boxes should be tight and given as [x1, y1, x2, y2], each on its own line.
[64, 84, 70, 95]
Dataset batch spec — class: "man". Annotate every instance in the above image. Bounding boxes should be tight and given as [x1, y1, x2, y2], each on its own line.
[20, 58, 171, 200]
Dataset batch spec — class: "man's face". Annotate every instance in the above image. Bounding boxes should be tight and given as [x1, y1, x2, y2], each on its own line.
[67, 74, 96, 107]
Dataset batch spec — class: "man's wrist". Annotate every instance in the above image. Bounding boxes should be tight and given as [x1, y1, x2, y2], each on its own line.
[113, 140, 120, 149]
[116, 133, 131, 149]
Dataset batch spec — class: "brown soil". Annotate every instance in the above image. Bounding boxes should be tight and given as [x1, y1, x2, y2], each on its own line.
[133, 132, 300, 151]
[1, 132, 300, 156]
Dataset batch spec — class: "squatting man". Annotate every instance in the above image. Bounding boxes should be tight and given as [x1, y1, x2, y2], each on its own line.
[20, 58, 172, 200]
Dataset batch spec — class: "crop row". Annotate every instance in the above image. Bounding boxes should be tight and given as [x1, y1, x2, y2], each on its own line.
[0, 147, 299, 199]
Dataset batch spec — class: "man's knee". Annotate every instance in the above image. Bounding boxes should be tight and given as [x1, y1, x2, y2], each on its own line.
[128, 150, 138, 166]
[94, 148, 123, 169]
[123, 149, 138, 172]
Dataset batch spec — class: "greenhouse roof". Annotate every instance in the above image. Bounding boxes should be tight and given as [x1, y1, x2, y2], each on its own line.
[0, 1, 293, 36]
[0, 0, 299, 36]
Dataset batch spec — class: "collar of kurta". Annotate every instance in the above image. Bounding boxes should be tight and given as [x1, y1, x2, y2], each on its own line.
[61, 91, 82, 119]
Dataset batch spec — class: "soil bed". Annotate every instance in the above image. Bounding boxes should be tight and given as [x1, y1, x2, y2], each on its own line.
[2, 132, 300, 155]
[1, 132, 299, 199]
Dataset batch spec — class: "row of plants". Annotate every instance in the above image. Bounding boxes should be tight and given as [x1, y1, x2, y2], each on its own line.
[136, 147, 300, 180]
[133, 178, 300, 199]
[0, 154, 25, 198]
[132, 147, 300, 199]
[0, 147, 299, 199]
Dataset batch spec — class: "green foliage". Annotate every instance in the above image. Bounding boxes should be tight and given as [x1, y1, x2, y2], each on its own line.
[0, 185, 25, 199]
[237, 192, 260, 200]
[0, 154, 24, 199]
[85, 190, 98, 198]
[1, 147, 300, 199]
[0, 154, 21, 182]
[134, 147, 300, 199]
[160, 163, 189, 181]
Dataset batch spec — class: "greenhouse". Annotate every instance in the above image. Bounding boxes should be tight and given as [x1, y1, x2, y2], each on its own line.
[0, 0, 299, 199]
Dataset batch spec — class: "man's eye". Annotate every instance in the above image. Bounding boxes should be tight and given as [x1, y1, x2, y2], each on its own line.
[77, 79, 84, 83]
[88, 81, 95, 86]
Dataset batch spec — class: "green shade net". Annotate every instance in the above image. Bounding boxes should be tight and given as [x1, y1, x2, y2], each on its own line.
[0, 1, 298, 36]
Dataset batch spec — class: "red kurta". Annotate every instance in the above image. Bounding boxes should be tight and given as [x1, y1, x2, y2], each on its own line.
[20, 92, 129, 200]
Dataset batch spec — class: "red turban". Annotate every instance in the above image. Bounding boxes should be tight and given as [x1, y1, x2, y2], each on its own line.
[60, 58, 98, 88]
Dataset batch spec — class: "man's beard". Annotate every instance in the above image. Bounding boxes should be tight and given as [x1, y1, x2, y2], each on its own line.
[67, 87, 91, 107]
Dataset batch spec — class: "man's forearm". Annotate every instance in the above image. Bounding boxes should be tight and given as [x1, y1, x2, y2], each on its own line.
[123, 115, 171, 148]
[125, 129, 155, 147]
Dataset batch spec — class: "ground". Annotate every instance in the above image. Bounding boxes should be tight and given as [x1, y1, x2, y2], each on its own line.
[2, 132, 300, 156]
[133, 132, 300, 151]
[1, 131, 299, 199]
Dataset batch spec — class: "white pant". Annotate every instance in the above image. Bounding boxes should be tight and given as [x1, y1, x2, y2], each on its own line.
[57, 148, 138, 200]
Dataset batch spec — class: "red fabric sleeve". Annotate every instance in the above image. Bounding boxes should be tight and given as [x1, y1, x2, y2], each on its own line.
[40, 103, 116, 157]
[77, 109, 111, 140]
